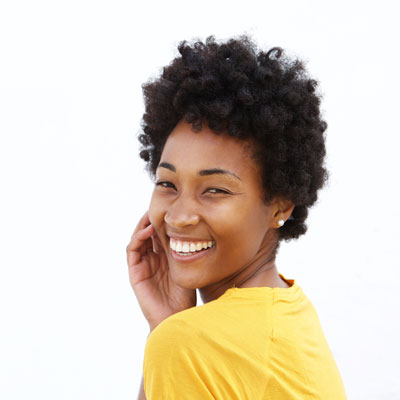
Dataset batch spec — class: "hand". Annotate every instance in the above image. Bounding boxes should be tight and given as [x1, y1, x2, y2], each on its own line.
[126, 211, 197, 331]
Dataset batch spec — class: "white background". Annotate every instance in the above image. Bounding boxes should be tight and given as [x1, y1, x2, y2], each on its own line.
[1, 0, 399, 399]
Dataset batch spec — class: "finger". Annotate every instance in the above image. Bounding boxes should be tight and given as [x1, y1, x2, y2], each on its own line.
[147, 234, 155, 253]
[151, 236, 158, 254]
[131, 211, 151, 238]
[126, 225, 155, 266]
[127, 247, 142, 267]
[142, 233, 154, 257]
[127, 233, 152, 267]
[151, 233, 164, 255]
[127, 224, 155, 252]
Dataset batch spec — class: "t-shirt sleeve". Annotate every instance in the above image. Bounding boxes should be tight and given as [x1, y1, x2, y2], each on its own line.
[143, 317, 217, 400]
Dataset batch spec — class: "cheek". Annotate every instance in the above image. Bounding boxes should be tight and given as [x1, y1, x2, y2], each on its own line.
[211, 199, 270, 233]
[212, 201, 271, 253]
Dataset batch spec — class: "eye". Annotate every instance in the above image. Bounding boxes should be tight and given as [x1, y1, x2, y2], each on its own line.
[155, 181, 176, 190]
[206, 188, 231, 195]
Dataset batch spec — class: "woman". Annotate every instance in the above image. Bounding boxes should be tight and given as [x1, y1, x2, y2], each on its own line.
[127, 35, 347, 399]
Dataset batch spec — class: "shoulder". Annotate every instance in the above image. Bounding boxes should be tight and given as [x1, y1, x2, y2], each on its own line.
[145, 300, 225, 355]
[144, 293, 274, 367]
[143, 298, 273, 399]
[143, 303, 230, 399]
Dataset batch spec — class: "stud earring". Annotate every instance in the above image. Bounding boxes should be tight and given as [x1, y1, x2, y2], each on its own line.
[277, 219, 285, 227]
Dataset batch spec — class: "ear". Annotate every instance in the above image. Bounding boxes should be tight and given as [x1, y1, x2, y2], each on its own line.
[272, 198, 295, 228]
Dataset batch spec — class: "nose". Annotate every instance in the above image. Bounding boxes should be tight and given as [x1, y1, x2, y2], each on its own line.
[164, 196, 200, 228]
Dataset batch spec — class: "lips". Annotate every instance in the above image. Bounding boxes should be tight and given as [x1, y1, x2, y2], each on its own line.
[169, 243, 216, 263]
[166, 235, 216, 262]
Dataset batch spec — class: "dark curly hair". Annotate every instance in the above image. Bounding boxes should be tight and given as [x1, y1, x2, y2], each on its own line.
[138, 34, 328, 241]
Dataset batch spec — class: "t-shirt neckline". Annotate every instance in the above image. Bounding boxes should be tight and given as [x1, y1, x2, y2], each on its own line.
[220, 273, 301, 299]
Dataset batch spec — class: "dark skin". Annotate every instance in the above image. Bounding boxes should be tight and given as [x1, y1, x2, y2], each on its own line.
[127, 120, 294, 400]
[127, 119, 294, 331]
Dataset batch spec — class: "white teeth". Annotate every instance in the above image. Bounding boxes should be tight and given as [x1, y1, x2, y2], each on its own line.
[170, 238, 215, 254]
[182, 242, 190, 253]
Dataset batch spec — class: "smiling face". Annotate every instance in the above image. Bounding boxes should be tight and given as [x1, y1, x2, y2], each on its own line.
[148, 120, 281, 292]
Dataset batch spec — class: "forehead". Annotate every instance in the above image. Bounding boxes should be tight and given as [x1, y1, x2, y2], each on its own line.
[160, 120, 257, 174]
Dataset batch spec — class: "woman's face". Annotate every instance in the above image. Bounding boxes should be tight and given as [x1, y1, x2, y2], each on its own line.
[148, 120, 279, 290]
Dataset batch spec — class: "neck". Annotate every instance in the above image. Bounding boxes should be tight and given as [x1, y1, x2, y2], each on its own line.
[199, 229, 287, 303]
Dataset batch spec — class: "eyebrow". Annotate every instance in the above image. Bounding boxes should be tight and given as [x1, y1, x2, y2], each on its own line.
[158, 162, 241, 180]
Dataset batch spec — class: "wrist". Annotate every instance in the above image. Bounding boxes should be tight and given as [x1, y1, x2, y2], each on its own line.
[148, 319, 163, 334]
[147, 312, 174, 333]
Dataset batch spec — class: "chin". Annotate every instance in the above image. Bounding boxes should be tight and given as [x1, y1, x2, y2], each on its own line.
[170, 269, 208, 290]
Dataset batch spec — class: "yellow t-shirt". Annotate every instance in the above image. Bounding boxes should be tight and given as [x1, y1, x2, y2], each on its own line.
[143, 275, 347, 399]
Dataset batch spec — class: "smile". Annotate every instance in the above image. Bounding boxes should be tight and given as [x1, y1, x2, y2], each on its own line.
[169, 238, 216, 255]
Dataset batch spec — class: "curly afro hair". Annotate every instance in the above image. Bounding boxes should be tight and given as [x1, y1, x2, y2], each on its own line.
[138, 34, 328, 241]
